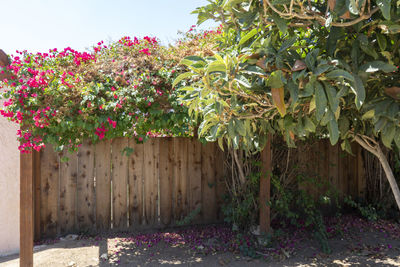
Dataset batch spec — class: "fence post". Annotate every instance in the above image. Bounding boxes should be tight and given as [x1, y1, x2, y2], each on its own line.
[259, 134, 272, 234]
[20, 149, 34, 266]
[33, 151, 41, 241]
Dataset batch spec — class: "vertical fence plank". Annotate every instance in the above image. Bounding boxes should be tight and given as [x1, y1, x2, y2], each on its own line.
[59, 151, 78, 234]
[159, 138, 173, 226]
[357, 145, 366, 197]
[95, 140, 111, 231]
[188, 139, 202, 223]
[348, 142, 359, 197]
[112, 138, 128, 230]
[328, 143, 339, 194]
[128, 140, 144, 227]
[214, 143, 226, 221]
[77, 141, 95, 232]
[201, 142, 217, 223]
[144, 138, 159, 225]
[40, 145, 59, 238]
[173, 138, 188, 222]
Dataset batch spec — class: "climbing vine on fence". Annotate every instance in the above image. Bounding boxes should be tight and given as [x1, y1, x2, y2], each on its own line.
[0, 27, 220, 153]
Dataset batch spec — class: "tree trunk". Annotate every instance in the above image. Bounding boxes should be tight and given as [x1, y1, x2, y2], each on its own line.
[355, 136, 400, 211]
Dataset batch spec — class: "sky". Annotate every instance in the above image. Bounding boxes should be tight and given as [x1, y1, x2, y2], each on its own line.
[1, 0, 216, 55]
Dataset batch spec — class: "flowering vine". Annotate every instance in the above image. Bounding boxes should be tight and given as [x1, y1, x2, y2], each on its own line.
[0, 29, 221, 153]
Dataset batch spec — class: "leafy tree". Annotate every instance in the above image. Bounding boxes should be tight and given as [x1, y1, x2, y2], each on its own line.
[176, 0, 400, 210]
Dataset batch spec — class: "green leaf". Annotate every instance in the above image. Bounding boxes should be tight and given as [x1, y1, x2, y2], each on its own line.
[315, 82, 328, 121]
[242, 65, 265, 76]
[233, 135, 239, 149]
[206, 61, 226, 74]
[377, 34, 387, 51]
[382, 124, 396, 148]
[172, 72, 196, 88]
[238, 28, 259, 46]
[314, 64, 332, 76]
[218, 137, 224, 151]
[327, 119, 339, 145]
[375, 117, 387, 132]
[351, 74, 366, 109]
[325, 69, 355, 81]
[287, 80, 298, 107]
[185, 56, 206, 62]
[208, 125, 219, 141]
[271, 13, 288, 34]
[360, 44, 379, 59]
[267, 70, 285, 88]
[394, 129, 400, 149]
[305, 49, 319, 71]
[324, 82, 339, 111]
[377, 0, 391, 20]
[304, 117, 316, 132]
[235, 119, 247, 136]
[348, 0, 359, 14]
[362, 110, 375, 120]
[223, 0, 243, 10]
[341, 139, 353, 154]
[235, 75, 251, 88]
[359, 61, 397, 73]
[228, 120, 235, 138]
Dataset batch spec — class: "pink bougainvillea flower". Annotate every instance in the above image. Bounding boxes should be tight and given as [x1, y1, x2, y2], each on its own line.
[107, 117, 117, 129]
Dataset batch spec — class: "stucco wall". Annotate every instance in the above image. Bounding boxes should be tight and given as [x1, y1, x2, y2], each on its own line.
[0, 98, 20, 256]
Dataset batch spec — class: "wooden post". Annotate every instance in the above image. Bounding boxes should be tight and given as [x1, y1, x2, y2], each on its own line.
[20, 150, 34, 266]
[33, 151, 41, 241]
[259, 134, 272, 234]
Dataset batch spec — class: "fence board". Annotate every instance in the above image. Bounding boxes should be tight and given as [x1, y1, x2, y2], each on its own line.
[112, 138, 128, 229]
[214, 145, 226, 221]
[77, 141, 95, 232]
[159, 138, 173, 225]
[144, 138, 159, 225]
[188, 139, 202, 223]
[173, 138, 189, 222]
[328, 142, 339, 194]
[128, 140, 144, 227]
[59, 151, 78, 234]
[95, 140, 111, 231]
[40, 145, 59, 238]
[201, 142, 217, 223]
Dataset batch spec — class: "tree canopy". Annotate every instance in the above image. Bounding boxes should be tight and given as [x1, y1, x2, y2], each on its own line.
[175, 0, 400, 208]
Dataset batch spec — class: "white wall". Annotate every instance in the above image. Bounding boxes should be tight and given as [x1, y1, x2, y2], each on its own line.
[0, 99, 20, 256]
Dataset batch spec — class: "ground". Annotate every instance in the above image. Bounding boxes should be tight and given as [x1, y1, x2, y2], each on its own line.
[1, 215, 400, 266]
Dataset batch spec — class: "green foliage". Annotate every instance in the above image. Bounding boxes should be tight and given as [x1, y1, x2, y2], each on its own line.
[222, 171, 260, 230]
[272, 176, 339, 254]
[177, 0, 400, 157]
[344, 196, 379, 221]
[176, 205, 202, 226]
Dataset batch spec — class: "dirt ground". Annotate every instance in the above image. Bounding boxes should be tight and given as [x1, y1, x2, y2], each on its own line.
[1, 216, 400, 266]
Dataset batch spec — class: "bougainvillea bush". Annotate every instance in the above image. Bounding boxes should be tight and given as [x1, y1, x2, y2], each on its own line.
[0, 27, 220, 153]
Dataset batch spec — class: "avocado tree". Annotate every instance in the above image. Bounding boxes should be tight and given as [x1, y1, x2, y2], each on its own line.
[175, 0, 400, 210]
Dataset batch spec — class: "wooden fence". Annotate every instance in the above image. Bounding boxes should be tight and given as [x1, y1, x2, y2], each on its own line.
[33, 137, 367, 240]
[281, 139, 365, 199]
[35, 138, 226, 239]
